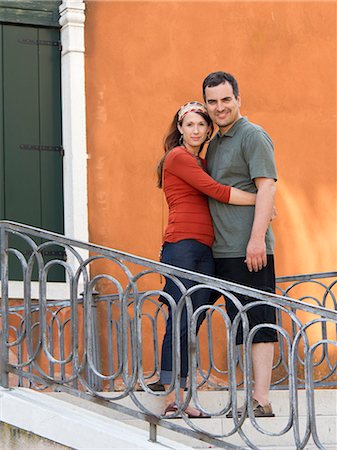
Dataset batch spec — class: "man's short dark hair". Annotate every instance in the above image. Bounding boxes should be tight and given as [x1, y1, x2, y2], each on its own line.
[202, 71, 239, 100]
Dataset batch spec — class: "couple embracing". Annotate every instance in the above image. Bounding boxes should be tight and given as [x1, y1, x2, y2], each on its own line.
[156, 71, 277, 419]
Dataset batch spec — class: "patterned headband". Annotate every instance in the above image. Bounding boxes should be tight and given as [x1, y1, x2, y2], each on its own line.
[178, 101, 208, 122]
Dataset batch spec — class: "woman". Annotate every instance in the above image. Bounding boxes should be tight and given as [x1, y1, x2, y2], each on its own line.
[156, 101, 256, 418]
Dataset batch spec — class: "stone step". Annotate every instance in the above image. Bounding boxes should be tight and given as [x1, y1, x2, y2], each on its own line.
[48, 389, 337, 449]
[0, 387, 193, 450]
[49, 388, 337, 415]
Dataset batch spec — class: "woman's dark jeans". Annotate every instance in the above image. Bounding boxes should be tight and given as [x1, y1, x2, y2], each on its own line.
[159, 239, 215, 388]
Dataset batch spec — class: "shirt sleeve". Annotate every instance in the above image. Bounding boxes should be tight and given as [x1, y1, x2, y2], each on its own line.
[243, 130, 277, 181]
[165, 149, 231, 203]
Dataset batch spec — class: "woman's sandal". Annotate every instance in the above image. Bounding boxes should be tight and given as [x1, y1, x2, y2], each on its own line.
[163, 402, 182, 418]
[163, 403, 211, 419]
[185, 408, 211, 419]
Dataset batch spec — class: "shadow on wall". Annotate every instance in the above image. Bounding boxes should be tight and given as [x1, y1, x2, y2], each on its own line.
[273, 180, 337, 276]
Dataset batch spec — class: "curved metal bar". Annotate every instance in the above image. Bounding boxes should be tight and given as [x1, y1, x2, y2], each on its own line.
[307, 338, 337, 450]
[190, 305, 232, 420]
[40, 260, 75, 365]
[86, 274, 124, 380]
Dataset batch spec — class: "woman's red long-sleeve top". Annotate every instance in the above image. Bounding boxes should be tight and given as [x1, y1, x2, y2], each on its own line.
[163, 146, 231, 247]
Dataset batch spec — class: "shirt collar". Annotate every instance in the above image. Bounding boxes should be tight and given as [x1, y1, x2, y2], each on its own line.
[216, 116, 247, 138]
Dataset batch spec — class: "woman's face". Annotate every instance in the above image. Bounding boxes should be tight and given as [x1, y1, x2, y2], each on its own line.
[178, 112, 210, 154]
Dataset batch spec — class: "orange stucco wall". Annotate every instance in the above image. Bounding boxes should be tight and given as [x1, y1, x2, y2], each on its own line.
[84, 1, 337, 378]
[85, 1, 336, 278]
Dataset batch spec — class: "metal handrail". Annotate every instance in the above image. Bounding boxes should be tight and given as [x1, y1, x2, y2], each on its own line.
[1, 220, 336, 449]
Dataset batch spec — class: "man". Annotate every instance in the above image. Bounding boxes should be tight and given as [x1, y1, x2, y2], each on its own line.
[203, 71, 277, 417]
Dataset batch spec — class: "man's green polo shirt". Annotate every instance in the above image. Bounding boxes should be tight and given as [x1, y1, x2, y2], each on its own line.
[206, 117, 277, 258]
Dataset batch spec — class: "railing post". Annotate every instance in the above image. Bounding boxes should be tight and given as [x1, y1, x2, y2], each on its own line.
[87, 292, 102, 391]
[149, 423, 157, 443]
[0, 226, 9, 387]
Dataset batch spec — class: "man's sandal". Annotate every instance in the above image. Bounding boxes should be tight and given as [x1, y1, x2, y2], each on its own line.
[226, 399, 275, 418]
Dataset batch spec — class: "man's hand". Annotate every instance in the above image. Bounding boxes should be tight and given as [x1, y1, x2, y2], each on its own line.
[245, 237, 267, 272]
[271, 206, 277, 221]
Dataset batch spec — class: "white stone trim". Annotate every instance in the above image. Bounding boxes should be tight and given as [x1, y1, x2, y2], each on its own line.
[1, 281, 72, 300]
[59, 1, 88, 254]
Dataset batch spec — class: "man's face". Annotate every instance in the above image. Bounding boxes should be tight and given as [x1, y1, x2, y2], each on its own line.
[204, 82, 241, 133]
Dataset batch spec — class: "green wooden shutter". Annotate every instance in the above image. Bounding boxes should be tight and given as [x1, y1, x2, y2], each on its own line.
[0, 1, 61, 28]
[0, 26, 3, 219]
[39, 27, 64, 235]
[0, 24, 64, 281]
[4, 25, 41, 227]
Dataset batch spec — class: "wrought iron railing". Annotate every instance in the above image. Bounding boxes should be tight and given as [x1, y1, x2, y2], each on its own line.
[0, 221, 336, 449]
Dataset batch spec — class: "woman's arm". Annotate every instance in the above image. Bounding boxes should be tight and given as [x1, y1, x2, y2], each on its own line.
[228, 188, 256, 205]
[166, 149, 255, 205]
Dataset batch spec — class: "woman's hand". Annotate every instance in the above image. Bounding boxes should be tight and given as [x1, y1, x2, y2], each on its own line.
[270, 206, 277, 221]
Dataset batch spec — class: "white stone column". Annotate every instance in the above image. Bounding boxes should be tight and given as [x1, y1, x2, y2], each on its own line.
[59, 0, 88, 245]
[59, 0, 88, 273]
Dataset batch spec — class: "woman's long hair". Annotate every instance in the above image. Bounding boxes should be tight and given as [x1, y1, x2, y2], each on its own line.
[156, 110, 213, 188]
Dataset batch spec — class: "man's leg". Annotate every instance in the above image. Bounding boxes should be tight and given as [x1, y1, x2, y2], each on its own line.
[214, 256, 277, 413]
[251, 342, 274, 406]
